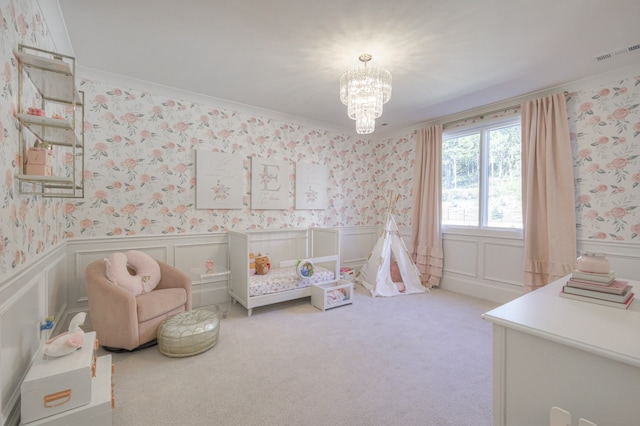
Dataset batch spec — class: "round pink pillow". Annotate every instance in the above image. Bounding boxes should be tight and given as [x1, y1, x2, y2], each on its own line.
[104, 251, 161, 296]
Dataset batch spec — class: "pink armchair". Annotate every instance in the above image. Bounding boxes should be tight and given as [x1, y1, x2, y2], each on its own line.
[85, 259, 192, 351]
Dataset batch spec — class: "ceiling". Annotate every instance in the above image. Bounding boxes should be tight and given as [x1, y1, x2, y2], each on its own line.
[55, 0, 640, 135]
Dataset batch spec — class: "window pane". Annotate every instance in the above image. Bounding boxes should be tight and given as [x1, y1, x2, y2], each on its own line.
[442, 133, 480, 226]
[486, 124, 522, 228]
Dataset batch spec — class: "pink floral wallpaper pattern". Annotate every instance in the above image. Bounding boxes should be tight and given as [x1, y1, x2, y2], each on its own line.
[66, 78, 386, 238]
[567, 76, 640, 241]
[0, 0, 638, 277]
[0, 0, 67, 276]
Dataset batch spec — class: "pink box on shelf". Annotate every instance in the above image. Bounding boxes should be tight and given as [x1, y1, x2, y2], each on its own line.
[25, 164, 52, 176]
[27, 148, 52, 166]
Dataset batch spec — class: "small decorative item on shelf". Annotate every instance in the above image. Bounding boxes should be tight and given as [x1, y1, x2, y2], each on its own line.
[27, 107, 45, 116]
[33, 140, 52, 150]
[25, 164, 52, 176]
[205, 259, 215, 273]
[576, 252, 610, 274]
[51, 113, 64, 120]
[26, 146, 53, 176]
[27, 146, 52, 165]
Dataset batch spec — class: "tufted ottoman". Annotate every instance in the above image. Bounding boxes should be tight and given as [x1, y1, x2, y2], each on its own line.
[157, 309, 220, 357]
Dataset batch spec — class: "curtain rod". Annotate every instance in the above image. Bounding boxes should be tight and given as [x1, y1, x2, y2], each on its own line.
[442, 104, 520, 129]
[441, 91, 571, 130]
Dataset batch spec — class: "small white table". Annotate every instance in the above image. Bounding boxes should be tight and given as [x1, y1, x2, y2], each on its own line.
[482, 275, 640, 426]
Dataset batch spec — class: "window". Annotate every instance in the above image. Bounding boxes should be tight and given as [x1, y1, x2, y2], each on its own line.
[442, 117, 522, 229]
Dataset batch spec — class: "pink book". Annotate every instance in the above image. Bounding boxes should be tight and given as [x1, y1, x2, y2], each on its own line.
[566, 279, 629, 295]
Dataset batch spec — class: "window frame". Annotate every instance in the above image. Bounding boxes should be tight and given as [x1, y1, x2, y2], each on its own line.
[441, 115, 523, 237]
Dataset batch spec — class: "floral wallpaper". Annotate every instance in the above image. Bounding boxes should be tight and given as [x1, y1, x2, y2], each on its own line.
[0, 0, 67, 276]
[568, 75, 640, 241]
[66, 79, 382, 238]
[369, 133, 416, 227]
[0, 0, 638, 277]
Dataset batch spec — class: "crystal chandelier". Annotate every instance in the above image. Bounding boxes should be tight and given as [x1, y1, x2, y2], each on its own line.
[340, 53, 392, 134]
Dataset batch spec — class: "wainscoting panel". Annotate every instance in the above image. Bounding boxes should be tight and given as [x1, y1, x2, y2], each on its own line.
[482, 241, 524, 286]
[174, 236, 230, 310]
[441, 232, 523, 303]
[1, 276, 40, 425]
[0, 245, 67, 426]
[339, 226, 379, 269]
[443, 237, 478, 277]
[46, 256, 68, 323]
[174, 237, 228, 282]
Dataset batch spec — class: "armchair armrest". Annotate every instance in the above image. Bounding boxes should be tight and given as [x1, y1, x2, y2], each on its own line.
[85, 259, 139, 349]
[155, 260, 192, 311]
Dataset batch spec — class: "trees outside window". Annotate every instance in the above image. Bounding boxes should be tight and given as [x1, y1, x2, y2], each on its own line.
[442, 118, 522, 229]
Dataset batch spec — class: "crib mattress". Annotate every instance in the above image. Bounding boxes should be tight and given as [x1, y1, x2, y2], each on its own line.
[249, 265, 335, 297]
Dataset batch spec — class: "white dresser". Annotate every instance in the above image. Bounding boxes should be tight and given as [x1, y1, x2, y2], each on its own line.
[482, 276, 640, 426]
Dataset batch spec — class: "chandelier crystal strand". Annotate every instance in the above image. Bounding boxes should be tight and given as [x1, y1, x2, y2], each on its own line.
[340, 54, 392, 134]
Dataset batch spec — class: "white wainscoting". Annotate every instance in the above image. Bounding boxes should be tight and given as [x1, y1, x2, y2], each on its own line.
[0, 244, 67, 426]
[65, 232, 231, 315]
[441, 233, 640, 304]
[339, 226, 379, 271]
[440, 231, 525, 304]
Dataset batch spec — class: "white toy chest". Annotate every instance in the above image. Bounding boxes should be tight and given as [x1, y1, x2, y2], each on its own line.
[311, 279, 354, 311]
[23, 355, 114, 426]
[20, 332, 97, 424]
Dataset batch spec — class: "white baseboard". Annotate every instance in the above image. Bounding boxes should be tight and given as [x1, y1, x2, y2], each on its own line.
[440, 275, 523, 305]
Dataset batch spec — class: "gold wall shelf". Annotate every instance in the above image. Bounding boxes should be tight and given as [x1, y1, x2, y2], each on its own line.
[16, 45, 84, 198]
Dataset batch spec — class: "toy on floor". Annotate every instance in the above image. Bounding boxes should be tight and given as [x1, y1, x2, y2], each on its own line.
[44, 312, 87, 358]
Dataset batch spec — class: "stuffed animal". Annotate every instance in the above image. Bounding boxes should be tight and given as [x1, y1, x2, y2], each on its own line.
[255, 254, 270, 275]
[44, 312, 86, 358]
[249, 252, 256, 275]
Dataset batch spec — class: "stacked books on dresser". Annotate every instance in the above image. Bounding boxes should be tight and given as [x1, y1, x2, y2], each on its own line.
[560, 269, 635, 309]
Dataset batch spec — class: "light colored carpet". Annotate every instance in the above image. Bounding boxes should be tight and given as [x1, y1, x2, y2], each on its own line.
[103, 285, 499, 426]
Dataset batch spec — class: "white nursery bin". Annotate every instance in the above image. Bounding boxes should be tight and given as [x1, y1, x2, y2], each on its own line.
[20, 332, 97, 424]
[311, 280, 354, 311]
[23, 355, 114, 426]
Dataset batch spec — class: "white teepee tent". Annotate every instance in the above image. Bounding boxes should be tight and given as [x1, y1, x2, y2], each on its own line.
[356, 193, 427, 297]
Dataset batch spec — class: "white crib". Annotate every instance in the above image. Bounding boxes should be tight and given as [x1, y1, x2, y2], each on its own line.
[228, 228, 340, 316]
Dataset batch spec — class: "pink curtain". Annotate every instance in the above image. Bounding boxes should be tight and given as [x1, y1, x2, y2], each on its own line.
[411, 125, 444, 288]
[521, 93, 576, 292]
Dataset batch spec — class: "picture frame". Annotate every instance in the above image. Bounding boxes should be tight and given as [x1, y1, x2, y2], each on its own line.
[195, 150, 243, 209]
[251, 157, 289, 209]
[295, 162, 328, 210]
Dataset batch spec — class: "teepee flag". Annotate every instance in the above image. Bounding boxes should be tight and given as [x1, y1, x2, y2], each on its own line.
[357, 193, 427, 297]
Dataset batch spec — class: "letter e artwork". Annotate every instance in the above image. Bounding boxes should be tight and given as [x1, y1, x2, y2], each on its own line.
[251, 157, 289, 209]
